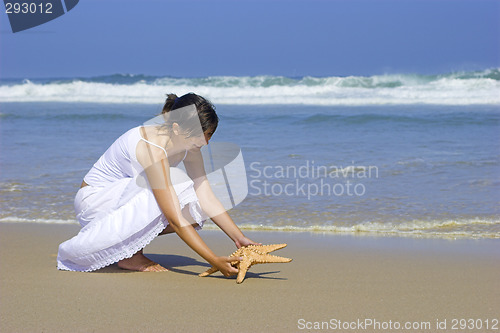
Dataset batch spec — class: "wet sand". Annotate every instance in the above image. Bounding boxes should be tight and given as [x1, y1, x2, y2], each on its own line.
[1, 222, 499, 332]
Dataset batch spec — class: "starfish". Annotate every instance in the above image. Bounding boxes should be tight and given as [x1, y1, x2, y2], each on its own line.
[199, 243, 292, 284]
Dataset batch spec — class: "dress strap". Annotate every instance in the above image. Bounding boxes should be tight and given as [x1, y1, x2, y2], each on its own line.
[139, 126, 168, 159]
[139, 137, 168, 159]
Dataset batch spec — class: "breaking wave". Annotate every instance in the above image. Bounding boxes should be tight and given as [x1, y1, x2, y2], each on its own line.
[1, 216, 498, 239]
[1, 69, 499, 105]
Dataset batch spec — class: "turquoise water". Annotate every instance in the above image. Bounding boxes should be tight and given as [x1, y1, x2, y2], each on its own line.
[1, 71, 499, 238]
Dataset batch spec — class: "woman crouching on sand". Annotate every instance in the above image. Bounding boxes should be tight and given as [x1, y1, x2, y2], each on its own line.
[57, 93, 260, 276]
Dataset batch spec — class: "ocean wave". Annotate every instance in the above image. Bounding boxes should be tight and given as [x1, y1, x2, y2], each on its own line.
[294, 112, 500, 128]
[2, 216, 497, 239]
[0, 217, 78, 225]
[226, 218, 500, 239]
[1, 69, 499, 105]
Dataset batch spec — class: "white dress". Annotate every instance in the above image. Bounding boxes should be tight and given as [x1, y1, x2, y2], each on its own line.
[57, 126, 208, 272]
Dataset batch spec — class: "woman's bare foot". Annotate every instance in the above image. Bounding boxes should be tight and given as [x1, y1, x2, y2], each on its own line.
[117, 250, 168, 272]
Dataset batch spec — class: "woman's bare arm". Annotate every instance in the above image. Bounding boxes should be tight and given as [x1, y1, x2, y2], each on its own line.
[184, 148, 261, 248]
[136, 140, 239, 276]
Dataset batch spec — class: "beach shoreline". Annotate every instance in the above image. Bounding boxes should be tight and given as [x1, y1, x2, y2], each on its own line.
[1, 222, 499, 332]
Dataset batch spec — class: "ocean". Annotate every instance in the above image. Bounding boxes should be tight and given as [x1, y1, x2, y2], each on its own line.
[1, 69, 499, 238]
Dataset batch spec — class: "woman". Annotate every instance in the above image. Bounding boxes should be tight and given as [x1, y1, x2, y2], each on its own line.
[57, 93, 260, 276]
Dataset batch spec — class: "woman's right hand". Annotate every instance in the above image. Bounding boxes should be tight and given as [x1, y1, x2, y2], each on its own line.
[213, 256, 241, 277]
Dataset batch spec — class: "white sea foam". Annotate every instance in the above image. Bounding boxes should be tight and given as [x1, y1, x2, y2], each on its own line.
[0, 217, 78, 225]
[1, 216, 497, 238]
[201, 218, 500, 239]
[1, 70, 499, 105]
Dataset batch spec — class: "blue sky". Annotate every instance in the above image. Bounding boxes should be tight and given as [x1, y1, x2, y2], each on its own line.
[0, 0, 499, 79]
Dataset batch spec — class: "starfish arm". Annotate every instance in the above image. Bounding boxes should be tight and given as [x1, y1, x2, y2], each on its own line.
[199, 248, 243, 277]
[199, 266, 219, 277]
[236, 259, 251, 284]
[248, 243, 288, 254]
[253, 253, 292, 264]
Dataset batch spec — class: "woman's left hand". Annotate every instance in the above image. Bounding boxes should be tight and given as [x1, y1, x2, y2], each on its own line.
[235, 236, 262, 248]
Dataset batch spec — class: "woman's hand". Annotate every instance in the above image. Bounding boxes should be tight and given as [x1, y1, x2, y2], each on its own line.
[213, 256, 241, 277]
[235, 236, 262, 249]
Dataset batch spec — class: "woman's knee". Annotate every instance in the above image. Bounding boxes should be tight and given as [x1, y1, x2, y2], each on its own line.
[181, 205, 196, 224]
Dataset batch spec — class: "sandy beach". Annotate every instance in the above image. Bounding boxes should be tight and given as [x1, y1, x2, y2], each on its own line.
[1, 222, 499, 333]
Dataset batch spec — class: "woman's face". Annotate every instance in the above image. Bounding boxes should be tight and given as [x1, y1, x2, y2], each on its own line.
[171, 122, 212, 150]
[185, 131, 212, 150]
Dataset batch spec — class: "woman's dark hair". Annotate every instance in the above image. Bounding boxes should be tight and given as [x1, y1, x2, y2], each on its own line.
[161, 93, 218, 137]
